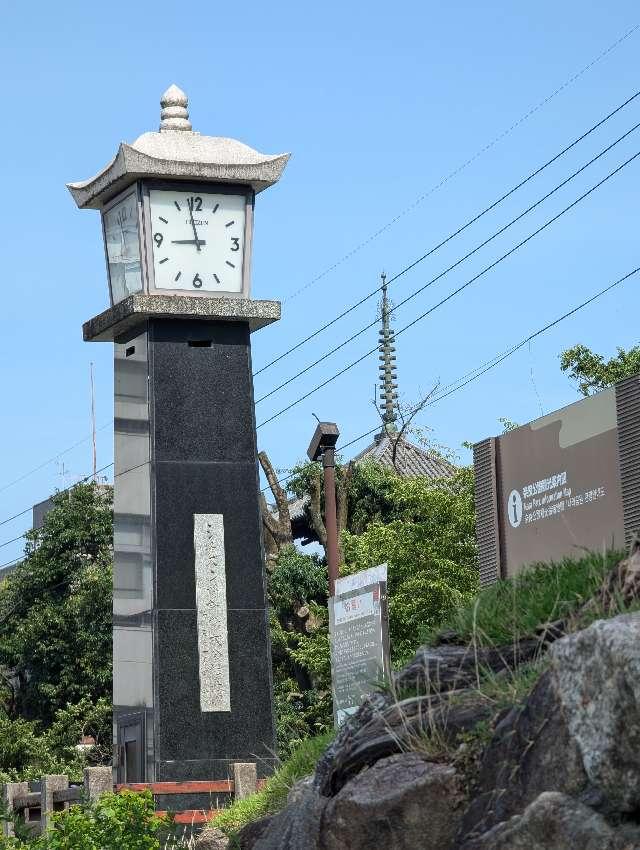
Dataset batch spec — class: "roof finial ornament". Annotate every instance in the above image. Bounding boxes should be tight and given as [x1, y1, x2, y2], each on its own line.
[378, 271, 398, 436]
[160, 84, 192, 132]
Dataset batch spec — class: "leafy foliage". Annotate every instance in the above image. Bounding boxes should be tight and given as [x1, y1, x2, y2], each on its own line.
[343, 460, 404, 534]
[342, 467, 478, 663]
[2, 791, 167, 850]
[0, 483, 113, 784]
[0, 483, 112, 726]
[269, 547, 327, 615]
[0, 698, 111, 784]
[268, 548, 333, 757]
[560, 343, 640, 396]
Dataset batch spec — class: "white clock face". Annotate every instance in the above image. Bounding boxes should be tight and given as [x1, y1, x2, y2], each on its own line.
[103, 193, 143, 304]
[148, 190, 246, 294]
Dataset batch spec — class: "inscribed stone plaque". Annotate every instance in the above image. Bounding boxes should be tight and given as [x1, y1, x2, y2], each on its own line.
[194, 514, 231, 712]
[329, 565, 390, 727]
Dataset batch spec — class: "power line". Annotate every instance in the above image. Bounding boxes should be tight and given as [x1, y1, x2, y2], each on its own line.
[5, 71, 640, 522]
[256, 147, 640, 429]
[261, 265, 639, 497]
[6, 95, 637, 520]
[0, 461, 115, 551]
[0, 506, 33, 530]
[420, 267, 640, 406]
[279, 23, 639, 305]
[256, 119, 640, 405]
[254, 89, 640, 377]
[0, 422, 111, 496]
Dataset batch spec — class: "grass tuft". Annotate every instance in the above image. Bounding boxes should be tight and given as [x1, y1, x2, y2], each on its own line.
[424, 549, 625, 647]
[213, 730, 333, 842]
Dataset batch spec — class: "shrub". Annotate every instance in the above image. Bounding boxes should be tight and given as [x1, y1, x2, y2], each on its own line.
[2, 791, 167, 850]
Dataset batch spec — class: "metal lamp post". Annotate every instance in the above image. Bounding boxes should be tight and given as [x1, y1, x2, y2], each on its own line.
[307, 422, 340, 596]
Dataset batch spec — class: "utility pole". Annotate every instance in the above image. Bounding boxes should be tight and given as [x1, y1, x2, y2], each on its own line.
[307, 421, 340, 596]
[90, 362, 97, 481]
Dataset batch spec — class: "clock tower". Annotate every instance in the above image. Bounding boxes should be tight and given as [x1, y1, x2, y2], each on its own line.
[68, 86, 289, 801]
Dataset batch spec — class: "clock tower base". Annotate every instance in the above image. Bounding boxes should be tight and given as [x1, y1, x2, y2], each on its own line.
[110, 313, 278, 793]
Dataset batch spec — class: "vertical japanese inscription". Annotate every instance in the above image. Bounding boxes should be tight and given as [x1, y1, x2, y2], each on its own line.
[193, 514, 230, 712]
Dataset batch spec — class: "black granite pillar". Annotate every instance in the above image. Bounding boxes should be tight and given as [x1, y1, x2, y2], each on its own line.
[113, 318, 276, 792]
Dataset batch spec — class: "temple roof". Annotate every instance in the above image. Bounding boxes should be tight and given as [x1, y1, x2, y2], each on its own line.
[352, 432, 456, 479]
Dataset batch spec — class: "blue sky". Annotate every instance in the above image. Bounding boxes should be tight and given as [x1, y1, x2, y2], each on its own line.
[0, 1, 638, 565]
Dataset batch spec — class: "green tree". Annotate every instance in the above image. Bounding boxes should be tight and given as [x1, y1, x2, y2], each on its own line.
[342, 467, 478, 663]
[560, 343, 640, 395]
[269, 461, 478, 755]
[267, 547, 332, 757]
[0, 483, 112, 725]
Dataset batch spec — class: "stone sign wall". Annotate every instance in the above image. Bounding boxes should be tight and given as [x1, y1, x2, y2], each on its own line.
[329, 565, 391, 727]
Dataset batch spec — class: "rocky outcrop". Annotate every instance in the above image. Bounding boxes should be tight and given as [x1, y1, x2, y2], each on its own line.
[196, 826, 229, 849]
[239, 608, 640, 850]
[549, 613, 640, 812]
[456, 670, 590, 843]
[322, 754, 464, 850]
[247, 785, 327, 850]
[315, 688, 489, 796]
[237, 816, 274, 849]
[251, 754, 464, 850]
[460, 792, 640, 850]
[394, 638, 541, 692]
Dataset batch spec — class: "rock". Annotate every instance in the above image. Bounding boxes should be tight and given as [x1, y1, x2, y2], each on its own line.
[316, 689, 490, 796]
[252, 786, 328, 850]
[322, 753, 464, 850]
[457, 670, 589, 844]
[460, 792, 638, 850]
[394, 639, 541, 693]
[195, 826, 229, 850]
[237, 816, 274, 849]
[287, 775, 314, 805]
[549, 612, 640, 812]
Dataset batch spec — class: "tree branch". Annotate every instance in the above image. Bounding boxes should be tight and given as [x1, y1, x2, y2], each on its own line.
[390, 383, 440, 471]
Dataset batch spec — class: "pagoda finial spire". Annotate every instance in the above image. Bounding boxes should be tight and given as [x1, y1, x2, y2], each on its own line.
[160, 84, 192, 131]
[378, 272, 398, 434]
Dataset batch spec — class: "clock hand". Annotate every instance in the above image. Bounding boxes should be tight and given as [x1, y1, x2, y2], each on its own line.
[171, 239, 207, 245]
[188, 202, 202, 252]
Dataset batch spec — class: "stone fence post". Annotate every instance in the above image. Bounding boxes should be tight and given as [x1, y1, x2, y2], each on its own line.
[41, 774, 69, 832]
[232, 762, 257, 800]
[84, 766, 113, 801]
[2, 781, 27, 837]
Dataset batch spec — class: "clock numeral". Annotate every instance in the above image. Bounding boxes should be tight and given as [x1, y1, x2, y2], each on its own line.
[193, 273, 203, 288]
[188, 196, 203, 212]
[230, 237, 240, 252]
[153, 232, 163, 247]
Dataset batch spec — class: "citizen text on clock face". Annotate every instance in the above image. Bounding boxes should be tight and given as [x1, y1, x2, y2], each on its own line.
[149, 190, 246, 293]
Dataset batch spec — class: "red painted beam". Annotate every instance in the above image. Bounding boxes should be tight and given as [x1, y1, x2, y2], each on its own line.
[117, 780, 233, 794]
[156, 810, 221, 824]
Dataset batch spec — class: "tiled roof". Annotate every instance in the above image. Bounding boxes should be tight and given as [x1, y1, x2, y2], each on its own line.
[268, 434, 455, 530]
[352, 433, 456, 479]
